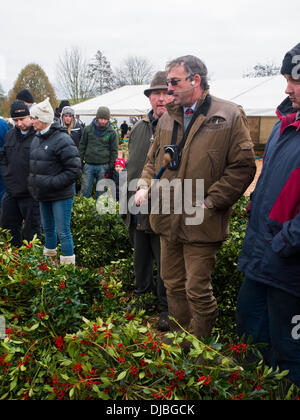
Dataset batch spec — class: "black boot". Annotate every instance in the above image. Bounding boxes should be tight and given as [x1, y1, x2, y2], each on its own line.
[157, 312, 170, 332]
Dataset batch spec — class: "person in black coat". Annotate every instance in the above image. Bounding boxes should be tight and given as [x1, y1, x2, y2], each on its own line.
[28, 98, 81, 265]
[120, 120, 129, 139]
[0, 101, 41, 247]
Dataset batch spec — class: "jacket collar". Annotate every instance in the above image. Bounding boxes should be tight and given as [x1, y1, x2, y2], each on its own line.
[15, 125, 35, 141]
[276, 97, 300, 135]
[166, 89, 210, 125]
[36, 121, 67, 139]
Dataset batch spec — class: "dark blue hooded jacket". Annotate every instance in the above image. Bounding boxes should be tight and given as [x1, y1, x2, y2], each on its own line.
[238, 97, 300, 297]
[0, 119, 10, 203]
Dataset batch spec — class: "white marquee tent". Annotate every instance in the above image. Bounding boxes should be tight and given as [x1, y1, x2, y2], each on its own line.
[72, 85, 150, 119]
[72, 75, 287, 122]
[211, 75, 287, 117]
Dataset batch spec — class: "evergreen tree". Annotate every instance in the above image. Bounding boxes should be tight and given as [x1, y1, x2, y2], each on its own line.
[88, 50, 115, 95]
[2, 63, 57, 116]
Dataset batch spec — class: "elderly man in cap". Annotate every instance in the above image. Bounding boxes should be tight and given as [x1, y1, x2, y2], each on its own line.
[237, 43, 300, 387]
[79, 106, 118, 199]
[124, 71, 173, 331]
[0, 100, 41, 247]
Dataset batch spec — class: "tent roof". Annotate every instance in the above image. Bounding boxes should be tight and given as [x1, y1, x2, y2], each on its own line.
[72, 85, 150, 117]
[72, 75, 287, 117]
[211, 75, 286, 117]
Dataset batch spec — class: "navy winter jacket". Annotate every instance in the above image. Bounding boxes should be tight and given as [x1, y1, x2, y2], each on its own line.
[0, 119, 10, 202]
[238, 97, 300, 297]
[28, 122, 81, 202]
[0, 126, 35, 198]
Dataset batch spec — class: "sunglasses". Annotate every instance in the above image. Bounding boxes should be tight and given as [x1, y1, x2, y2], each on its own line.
[166, 74, 194, 87]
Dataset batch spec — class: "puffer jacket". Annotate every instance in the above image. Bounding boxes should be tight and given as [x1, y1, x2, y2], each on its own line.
[28, 122, 81, 202]
[0, 119, 11, 201]
[140, 91, 256, 244]
[238, 97, 300, 297]
[0, 126, 35, 198]
[78, 119, 118, 168]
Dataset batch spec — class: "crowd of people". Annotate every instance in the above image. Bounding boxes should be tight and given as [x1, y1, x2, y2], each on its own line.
[0, 94, 122, 265]
[0, 44, 299, 388]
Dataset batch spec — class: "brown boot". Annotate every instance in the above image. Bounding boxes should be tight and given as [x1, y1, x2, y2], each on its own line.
[189, 311, 238, 368]
[192, 310, 218, 340]
[162, 295, 192, 353]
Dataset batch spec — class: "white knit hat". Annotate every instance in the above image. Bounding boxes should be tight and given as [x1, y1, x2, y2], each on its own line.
[30, 98, 54, 124]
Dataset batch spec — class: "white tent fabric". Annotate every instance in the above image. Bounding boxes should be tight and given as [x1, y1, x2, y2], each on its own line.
[72, 85, 150, 117]
[211, 75, 287, 117]
[72, 75, 287, 118]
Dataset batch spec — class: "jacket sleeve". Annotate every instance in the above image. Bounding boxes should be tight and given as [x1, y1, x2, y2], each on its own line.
[0, 130, 10, 164]
[271, 212, 300, 257]
[78, 127, 88, 162]
[205, 107, 256, 210]
[138, 129, 159, 190]
[109, 130, 119, 168]
[0, 149, 6, 164]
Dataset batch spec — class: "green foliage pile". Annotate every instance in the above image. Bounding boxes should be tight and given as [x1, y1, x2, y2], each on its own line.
[0, 197, 299, 400]
[71, 196, 132, 269]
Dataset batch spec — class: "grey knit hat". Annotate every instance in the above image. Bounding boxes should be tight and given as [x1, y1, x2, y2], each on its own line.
[61, 106, 75, 117]
[96, 106, 110, 120]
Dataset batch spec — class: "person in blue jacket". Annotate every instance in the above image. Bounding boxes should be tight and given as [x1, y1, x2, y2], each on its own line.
[236, 43, 300, 387]
[0, 118, 10, 214]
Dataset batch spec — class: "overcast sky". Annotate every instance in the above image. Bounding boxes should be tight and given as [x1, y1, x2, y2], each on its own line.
[0, 0, 298, 95]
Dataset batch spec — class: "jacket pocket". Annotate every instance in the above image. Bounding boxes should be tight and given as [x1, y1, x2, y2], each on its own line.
[261, 241, 300, 282]
[264, 218, 282, 243]
[183, 207, 227, 243]
[203, 116, 227, 130]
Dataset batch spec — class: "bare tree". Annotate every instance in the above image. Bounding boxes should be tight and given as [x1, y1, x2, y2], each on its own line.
[243, 61, 280, 78]
[114, 55, 155, 87]
[56, 46, 96, 103]
[88, 50, 115, 95]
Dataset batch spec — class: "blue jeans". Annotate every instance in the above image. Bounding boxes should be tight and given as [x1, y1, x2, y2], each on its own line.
[40, 198, 74, 256]
[80, 163, 109, 199]
[236, 277, 300, 387]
